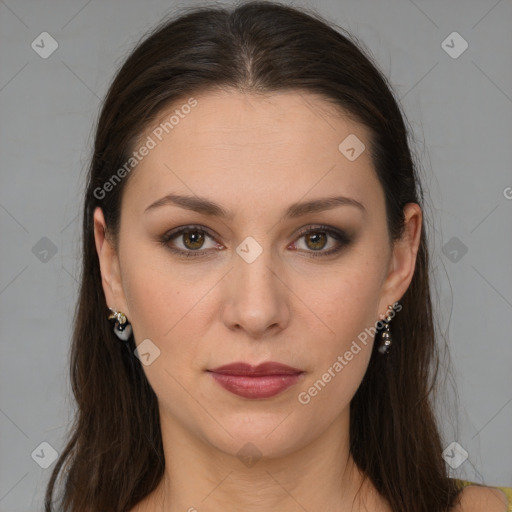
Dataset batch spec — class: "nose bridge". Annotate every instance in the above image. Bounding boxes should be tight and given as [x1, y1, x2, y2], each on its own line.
[224, 235, 289, 334]
[234, 236, 280, 301]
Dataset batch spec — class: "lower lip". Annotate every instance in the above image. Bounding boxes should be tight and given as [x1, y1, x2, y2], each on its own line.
[209, 372, 303, 399]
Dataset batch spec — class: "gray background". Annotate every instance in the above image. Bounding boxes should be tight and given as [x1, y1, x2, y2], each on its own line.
[1, 0, 511, 510]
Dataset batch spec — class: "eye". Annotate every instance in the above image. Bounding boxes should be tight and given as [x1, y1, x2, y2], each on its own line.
[160, 224, 352, 259]
[160, 226, 220, 258]
[291, 225, 352, 258]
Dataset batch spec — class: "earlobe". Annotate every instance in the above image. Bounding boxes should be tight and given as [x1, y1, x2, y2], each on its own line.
[93, 207, 127, 315]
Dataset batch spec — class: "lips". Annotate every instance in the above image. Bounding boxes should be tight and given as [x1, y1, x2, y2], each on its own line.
[208, 362, 304, 399]
[210, 362, 303, 376]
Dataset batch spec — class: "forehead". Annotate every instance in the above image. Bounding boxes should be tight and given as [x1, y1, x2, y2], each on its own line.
[123, 89, 382, 217]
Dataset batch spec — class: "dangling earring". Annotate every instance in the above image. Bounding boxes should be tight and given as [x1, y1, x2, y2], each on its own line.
[108, 307, 132, 341]
[378, 304, 396, 355]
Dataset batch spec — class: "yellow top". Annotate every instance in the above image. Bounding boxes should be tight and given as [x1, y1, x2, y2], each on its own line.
[454, 479, 512, 511]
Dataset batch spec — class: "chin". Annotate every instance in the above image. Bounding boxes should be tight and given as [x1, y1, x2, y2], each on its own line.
[199, 412, 316, 462]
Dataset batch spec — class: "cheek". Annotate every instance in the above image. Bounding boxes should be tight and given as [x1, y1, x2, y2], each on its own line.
[119, 243, 218, 367]
[305, 263, 383, 347]
[118, 242, 183, 339]
[295, 269, 379, 417]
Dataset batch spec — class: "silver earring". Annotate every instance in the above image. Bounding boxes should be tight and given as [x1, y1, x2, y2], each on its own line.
[378, 304, 395, 355]
[108, 307, 132, 341]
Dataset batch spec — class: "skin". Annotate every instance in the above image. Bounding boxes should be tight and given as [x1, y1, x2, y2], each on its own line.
[93, 90, 505, 512]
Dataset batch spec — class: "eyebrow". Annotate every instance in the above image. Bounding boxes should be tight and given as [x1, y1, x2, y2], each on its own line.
[144, 193, 366, 219]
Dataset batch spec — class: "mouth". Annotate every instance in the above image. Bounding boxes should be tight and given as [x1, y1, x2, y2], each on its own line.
[207, 362, 305, 399]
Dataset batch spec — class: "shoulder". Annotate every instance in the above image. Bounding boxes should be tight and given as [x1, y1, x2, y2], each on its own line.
[452, 484, 510, 512]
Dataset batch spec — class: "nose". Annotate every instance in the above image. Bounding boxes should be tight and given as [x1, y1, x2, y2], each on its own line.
[221, 244, 291, 338]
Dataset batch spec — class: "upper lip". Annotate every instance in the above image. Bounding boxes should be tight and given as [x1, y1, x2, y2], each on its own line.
[209, 362, 303, 376]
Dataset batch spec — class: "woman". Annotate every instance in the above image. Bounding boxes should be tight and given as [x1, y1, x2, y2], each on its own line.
[44, 1, 511, 511]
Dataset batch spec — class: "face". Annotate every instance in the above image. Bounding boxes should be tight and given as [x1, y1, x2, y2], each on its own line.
[94, 89, 420, 459]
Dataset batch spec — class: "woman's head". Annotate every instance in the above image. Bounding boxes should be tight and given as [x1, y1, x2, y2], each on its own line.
[94, 85, 421, 456]
[46, 2, 458, 511]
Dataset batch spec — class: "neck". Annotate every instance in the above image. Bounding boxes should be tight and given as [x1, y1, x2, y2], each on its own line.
[138, 408, 383, 512]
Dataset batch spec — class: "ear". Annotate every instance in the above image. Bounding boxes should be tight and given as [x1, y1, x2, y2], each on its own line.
[378, 202, 422, 317]
[93, 207, 130, 317]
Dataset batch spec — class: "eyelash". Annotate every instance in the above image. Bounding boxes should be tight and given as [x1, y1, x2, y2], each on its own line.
[159, 224, 352, 259]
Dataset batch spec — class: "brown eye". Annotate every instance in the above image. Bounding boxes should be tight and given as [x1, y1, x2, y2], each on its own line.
[304, 232, 328, 251]
[160, 224, 352, 259]
[182, 230, 205, 250]
[160, 226, 220, 258]
[293, 225, 353, 258]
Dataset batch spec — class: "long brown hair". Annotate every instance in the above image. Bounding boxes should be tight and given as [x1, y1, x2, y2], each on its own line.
[45, 1, 464, 510]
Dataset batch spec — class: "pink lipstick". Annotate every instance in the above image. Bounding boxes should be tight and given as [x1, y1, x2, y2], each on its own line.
[208, 362, 304, 399]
